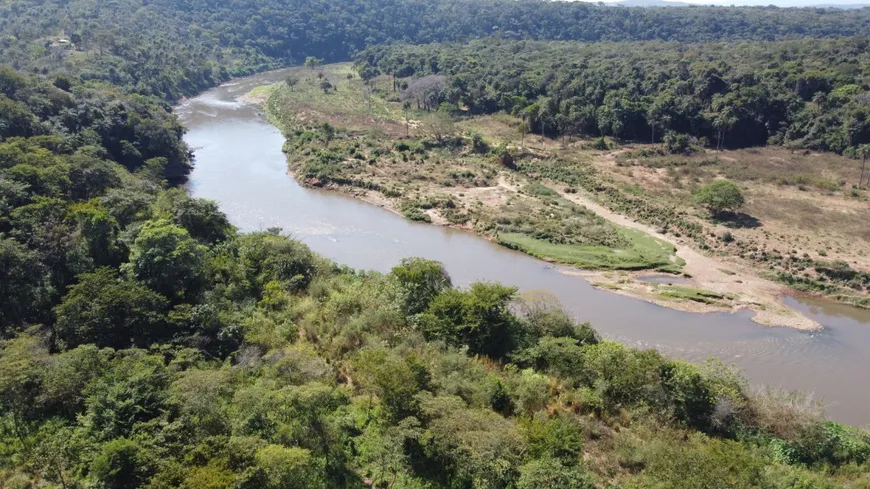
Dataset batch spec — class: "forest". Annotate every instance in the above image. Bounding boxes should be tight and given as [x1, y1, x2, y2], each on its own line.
[4, 0, 870, 487]
[355, 37, 870, 155]
[4, 0, 870, 101]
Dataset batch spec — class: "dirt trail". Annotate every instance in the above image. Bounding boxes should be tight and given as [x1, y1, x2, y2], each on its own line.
[551, 155, 820, 330]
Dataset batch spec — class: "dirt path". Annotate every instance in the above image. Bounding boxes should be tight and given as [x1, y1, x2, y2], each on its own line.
[551, 174, 820, 330]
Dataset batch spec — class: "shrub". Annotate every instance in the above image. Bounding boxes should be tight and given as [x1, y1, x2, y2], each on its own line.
[694, 180, 745, 216]
[516, 457, 594, 489]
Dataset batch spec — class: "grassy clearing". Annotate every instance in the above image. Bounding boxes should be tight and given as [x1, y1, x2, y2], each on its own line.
[265, 63, 405, 135]
[615, 147, 864, 193]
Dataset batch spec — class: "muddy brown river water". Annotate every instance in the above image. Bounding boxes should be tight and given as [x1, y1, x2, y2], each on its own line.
[178, 69, 870, 426]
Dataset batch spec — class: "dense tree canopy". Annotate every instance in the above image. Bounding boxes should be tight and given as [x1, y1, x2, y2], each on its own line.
[356, 37, 870, 154]
[4, 0, 870, 101]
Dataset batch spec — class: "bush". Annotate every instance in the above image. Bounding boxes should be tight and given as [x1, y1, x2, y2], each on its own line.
[516, 457, 594, 489]
[694, 180, 745, 216]
[661, 361, 715, 430]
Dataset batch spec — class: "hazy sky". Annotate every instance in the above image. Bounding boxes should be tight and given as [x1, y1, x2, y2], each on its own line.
[597, 0, 869, 5]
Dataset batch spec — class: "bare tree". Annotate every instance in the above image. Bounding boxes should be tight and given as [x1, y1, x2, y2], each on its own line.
[403, 101, 411, 137]
[427, 110, 454, 143]
[400, 75, 447, 112]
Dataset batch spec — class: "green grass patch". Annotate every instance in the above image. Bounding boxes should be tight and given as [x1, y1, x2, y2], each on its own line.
[522, 182, 558, 197]
[657, 285, 735, 305]
[498, 225, 683, 272]
[245, 84, 277, 100]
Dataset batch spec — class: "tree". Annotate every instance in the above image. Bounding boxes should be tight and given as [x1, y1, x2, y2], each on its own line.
[255, 445, 326, 489]
[662, 361, 715, 430]
[427, 109, 455, 143]
[391, 257, 452, 315]
[709, 100, 738, 151]
[0, 238, 48, 333]
[126, 219, 207, 302]
[421, 282, 519, 358]
[53, 267, 169, 350]
[401, 75, 446, 111]
[304, 56, 323, 71]
[90, 438, 149, 489]
[402, 100, 411, 137]
[154, 189, 235, 245]
[81, 351, 171, 441]
[694, 180, 745, 216]
[352, 347, 429, 421]
[284, 75, 299, 91]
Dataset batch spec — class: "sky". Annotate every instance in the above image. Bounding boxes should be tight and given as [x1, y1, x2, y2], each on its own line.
[595, 0, 870, 6]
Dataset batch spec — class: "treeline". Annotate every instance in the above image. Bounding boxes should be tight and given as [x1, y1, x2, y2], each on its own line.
[5, 0, 870, 100]
[356, 37, 870, 155]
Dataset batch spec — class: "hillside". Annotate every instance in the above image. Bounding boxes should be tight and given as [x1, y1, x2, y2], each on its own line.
[4, 0, 870, 101]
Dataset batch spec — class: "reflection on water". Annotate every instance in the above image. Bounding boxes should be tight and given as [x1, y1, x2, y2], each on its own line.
[179, 69, 870, 427]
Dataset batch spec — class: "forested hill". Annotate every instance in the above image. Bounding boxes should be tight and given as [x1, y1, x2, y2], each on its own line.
[355, 37, 870, 155]
[4, 0, 870, 100]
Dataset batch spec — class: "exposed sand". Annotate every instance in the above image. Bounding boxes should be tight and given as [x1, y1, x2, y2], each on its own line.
[552, 184, 820, 330]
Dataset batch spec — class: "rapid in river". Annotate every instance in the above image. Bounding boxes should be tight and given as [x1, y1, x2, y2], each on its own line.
[177, 69, 870, 426]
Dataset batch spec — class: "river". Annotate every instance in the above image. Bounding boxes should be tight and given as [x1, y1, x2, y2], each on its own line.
[177, 69, 870, 426]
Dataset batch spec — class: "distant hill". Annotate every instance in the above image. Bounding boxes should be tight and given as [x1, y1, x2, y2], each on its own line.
[609, 0, 692, 6]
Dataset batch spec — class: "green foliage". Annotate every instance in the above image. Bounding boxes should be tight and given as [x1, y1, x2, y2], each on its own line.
[359, 37, 870, 154]
[391, 258, 452, 314]
[694, 179, 745, 215]
[661, 361, 715, 430]
[0, 238, 49, 334]
[255, 444, 326, 489]
[420, 282, 519, 358]
[352, 347, 430, 420]
[516, 456, 594, 489]
[580, 341, 666, 412]
[155, 189, 236, 245]
[90, 437, 150, 489]
[53, 268, 169, 350]
[522, 413, 583, 461]
[127, 219, 207, 302]
[626, 433, 765, 489]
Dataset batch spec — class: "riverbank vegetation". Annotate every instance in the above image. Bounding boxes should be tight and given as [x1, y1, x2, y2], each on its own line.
[355, 39, 870, 308]
[260, 59, 870, 314]
[265, 64, 683, 272]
